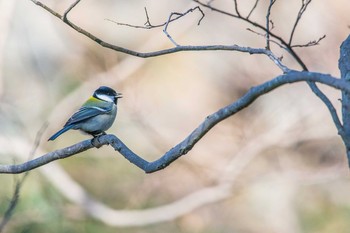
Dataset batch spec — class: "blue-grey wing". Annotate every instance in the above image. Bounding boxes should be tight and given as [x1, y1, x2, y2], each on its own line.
[64, 105, 112, 127]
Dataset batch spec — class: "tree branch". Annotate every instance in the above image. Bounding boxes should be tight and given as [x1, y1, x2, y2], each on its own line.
[162, 7, 204, 46]
[247, 0, 260, 19]
[266, 0, 276, 50]
[108, 6, 204, 33]
[289, 0, 313, 46]
[29, 0, 287, 70]
[291, 35, 326, 48]
[27, 0, 345, 166]
[0, 71, 347, 174]
[339, 35, 350, 166]
[62, 0, 80, 22]
[191, 0, 344, 150]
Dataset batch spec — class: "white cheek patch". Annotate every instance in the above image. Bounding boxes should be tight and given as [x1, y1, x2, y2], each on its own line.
[96, 93, 114, 103]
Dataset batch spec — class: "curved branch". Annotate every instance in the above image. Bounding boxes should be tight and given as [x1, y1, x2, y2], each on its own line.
[0, 71, 346, 174]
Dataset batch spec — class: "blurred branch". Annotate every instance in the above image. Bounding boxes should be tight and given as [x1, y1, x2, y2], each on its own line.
[0, 176, 23, 233]
[0, 1, 16, 97]
[0, 120, 343, 227]
[0, 123, 47, 232]
[0, 70, 347, 174]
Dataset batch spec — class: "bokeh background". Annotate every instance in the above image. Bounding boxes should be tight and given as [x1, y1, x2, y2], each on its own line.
[1, 0, 350, 232]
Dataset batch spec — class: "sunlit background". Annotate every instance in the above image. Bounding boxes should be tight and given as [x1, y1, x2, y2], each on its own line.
[1, 0, 350, 232]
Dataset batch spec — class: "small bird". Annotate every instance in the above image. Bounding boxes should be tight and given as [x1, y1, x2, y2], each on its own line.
[48, 86, 122, 141]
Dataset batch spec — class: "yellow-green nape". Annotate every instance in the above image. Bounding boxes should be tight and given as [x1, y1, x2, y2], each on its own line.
[83, 96, 102, 106]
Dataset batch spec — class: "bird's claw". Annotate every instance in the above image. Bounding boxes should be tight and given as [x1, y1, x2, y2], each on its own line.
[91, 137, 102, 148]
[91, 132, 108, 148]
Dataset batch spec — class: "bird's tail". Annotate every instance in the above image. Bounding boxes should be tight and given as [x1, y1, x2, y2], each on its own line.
[48, 125, 74, 141]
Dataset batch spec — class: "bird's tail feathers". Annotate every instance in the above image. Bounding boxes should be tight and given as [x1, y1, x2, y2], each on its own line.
[48, 125, 74, 141]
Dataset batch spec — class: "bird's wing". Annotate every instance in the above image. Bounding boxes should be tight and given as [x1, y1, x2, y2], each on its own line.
[64, 105, 112, 127]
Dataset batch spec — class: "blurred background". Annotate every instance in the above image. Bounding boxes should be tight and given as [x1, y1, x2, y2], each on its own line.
[0, 0, 350, 232]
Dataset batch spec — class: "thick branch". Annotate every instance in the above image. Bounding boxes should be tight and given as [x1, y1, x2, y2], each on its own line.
[0, 71, 347, 174]
[339, 35, 350, 165]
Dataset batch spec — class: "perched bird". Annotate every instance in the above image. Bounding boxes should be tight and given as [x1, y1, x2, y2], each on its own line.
[48, 86, 122, 141]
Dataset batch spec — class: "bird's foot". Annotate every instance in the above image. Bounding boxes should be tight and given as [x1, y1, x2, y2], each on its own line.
[91, 132, 108, 148]
[91, 137, 102, 148]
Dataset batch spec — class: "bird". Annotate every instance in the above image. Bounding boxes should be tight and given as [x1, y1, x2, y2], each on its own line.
[48, 86, 122, 141]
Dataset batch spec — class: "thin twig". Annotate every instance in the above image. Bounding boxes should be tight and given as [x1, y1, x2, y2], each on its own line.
[62, 0, 81, 22]
[107, 7, 178, 29]
[163, 13, 181, 46]
[265, 0, 276, 50]
[33, 2, 297, 72]
[0, 71, 348, 174]
[247, 0, 259, 19]
[192, 0, 307, 68]
[233, 0, 241, 17]
[291, 34, 326, 48]
[107, 6, 204, 32]
[289, 0, 313, 46]
[246, 28, 287, 50]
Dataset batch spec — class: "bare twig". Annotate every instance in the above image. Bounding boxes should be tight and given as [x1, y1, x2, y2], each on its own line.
[62, 0, 80, 22]
[291, 35, 326, 48]
[307, 81, 344, 137]
[266, 0, 276, 50]
[246, 28, 287, 50]
[247, 0, 260, 19]
[233, 0, 241, 17]
[163, 12, 183, 46]
[289, 0, 313, 46]
[0, 71, 347, 174]
[207, 0, 215, 5]
[0, 177, 22, 233]
[109, 6, 204, 31]
[162, 6, 204, 46]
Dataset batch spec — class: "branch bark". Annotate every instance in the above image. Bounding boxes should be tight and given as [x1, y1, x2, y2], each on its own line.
[0, 70, 346, 174]
[339, 35, 350, 166]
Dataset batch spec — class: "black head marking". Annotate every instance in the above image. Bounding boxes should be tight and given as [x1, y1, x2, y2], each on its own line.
[93, 86, 122, 103]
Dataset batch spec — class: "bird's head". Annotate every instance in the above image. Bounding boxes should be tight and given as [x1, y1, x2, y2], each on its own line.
[93, 86, 123, 104]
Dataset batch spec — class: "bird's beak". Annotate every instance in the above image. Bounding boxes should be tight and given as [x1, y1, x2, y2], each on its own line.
[115, 93, 123, 99]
